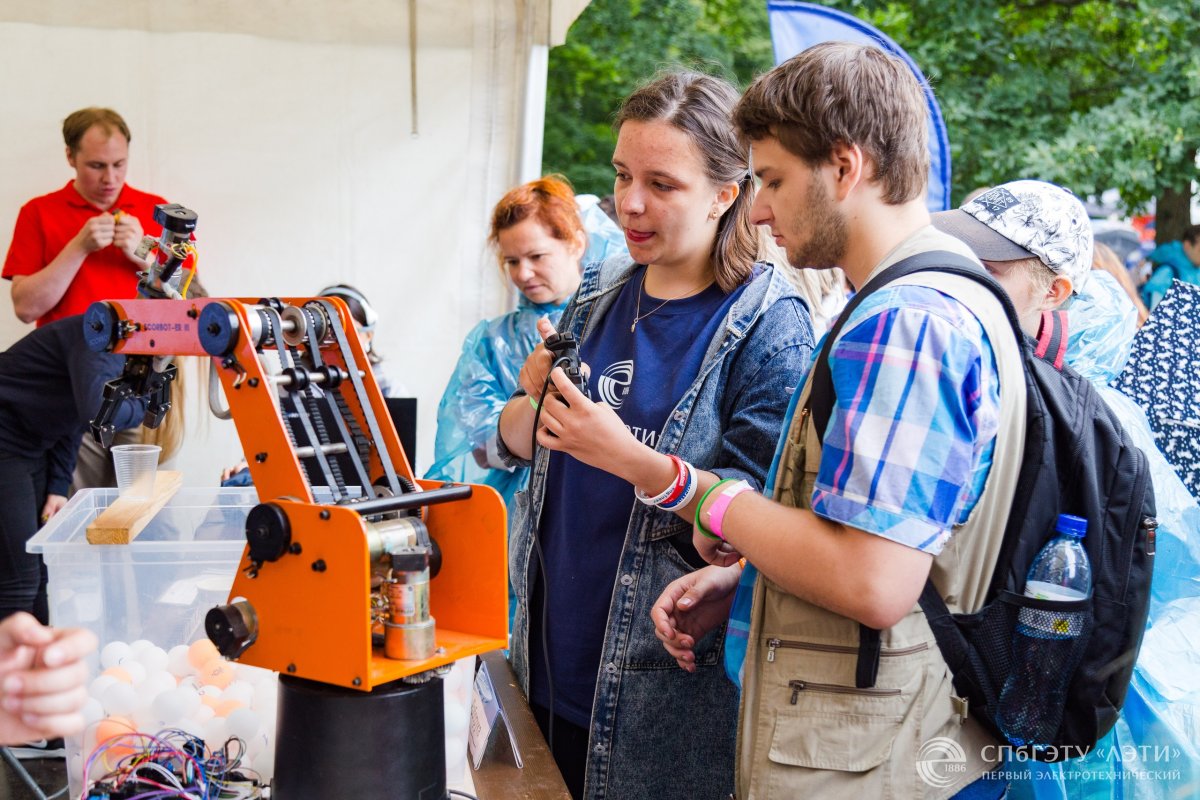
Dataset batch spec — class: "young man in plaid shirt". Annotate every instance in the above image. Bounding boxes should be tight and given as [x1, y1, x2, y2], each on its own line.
[652, 43, 1026, 799]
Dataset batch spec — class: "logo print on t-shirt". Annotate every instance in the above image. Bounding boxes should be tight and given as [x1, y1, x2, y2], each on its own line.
[598, 359, 634, 408]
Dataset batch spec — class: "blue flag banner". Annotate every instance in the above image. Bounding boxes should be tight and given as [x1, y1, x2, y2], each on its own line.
[767, 1, 952, 211]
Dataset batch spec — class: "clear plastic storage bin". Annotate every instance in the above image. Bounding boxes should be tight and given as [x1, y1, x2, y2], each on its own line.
[28, 487, 257, 646]
[27, 487, 266, 796]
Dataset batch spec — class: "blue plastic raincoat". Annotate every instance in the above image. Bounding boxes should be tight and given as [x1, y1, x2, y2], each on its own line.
[424, 296, 570, 510]
[576, 194, 627, 267]
[1008, 271, 1200, 798]
[424, 201, 626, 511]
[1141, 241, 1200, 310]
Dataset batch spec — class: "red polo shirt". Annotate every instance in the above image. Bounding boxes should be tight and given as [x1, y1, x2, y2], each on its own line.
[2, 181, 168, 325]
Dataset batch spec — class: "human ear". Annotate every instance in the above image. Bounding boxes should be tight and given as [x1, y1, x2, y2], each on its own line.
[570, 229, 588, 261]
[827, 142, 863, 200]
[714, 181, 740, 218]
[1184, 239, 1200, 265]
[1047, 276, 1073, 309]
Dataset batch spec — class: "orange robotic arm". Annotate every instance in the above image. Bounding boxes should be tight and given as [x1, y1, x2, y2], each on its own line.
[84, 294, 507, 691]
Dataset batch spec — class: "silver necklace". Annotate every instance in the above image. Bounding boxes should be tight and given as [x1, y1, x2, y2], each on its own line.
[630, 271, 712, 333]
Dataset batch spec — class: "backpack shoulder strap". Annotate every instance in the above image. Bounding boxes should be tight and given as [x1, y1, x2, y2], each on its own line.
[808, 250, 1021, 443]
[1034, 310, 1069, 370]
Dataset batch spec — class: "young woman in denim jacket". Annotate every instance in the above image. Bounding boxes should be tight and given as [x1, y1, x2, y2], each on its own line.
[496, 71, 814, 800]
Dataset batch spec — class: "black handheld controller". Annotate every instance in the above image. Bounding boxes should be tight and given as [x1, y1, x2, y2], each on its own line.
[543, 332, 589, 399]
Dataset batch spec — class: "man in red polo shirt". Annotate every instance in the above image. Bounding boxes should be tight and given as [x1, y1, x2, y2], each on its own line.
[3, 107, 167, 326]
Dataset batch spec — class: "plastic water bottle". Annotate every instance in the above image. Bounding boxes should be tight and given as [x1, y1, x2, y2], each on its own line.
[996, 514, 1092, 747]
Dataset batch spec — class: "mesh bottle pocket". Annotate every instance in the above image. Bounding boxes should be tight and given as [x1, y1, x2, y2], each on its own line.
[992, 591, 1092, 747]
[947, 590, 1091, 748]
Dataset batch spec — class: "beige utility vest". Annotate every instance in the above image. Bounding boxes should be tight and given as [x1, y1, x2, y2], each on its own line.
[736, 272, 1027, 800]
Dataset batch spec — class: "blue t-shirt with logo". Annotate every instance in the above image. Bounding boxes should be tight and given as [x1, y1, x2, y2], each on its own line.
[530, 266, 746, 727]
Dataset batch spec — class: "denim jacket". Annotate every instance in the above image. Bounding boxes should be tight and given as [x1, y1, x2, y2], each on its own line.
[500, 256, 814, 800]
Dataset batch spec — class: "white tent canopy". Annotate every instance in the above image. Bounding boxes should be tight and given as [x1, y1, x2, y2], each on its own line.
[0, 0, 590, 482]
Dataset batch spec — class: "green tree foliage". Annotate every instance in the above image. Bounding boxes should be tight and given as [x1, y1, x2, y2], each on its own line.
[543, 0, 774, 197]
[823, 0, 1199, 238]
[547, 0, 1198, 239]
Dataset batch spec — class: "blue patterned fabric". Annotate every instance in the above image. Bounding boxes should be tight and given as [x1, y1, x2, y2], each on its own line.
[810, 283, 1000, 553]
[1113, 279, 1200, 499]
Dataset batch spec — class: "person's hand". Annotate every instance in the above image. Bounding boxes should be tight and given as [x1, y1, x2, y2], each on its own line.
[694, 529, 744, 568]
[651, 565, 743, 673]
[39, 494, 67, 526]
[517, 318, 558, 403]
[0, 613, 97, 744]
[113, 212, 146, 264]
[695, 534, 743, 568]
[75, 213, 115, 253]
[220, 459, 249, 482]
[536, 367, 636, 476]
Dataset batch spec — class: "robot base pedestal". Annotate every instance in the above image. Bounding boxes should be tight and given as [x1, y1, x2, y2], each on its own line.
[274, 674, 446, 800]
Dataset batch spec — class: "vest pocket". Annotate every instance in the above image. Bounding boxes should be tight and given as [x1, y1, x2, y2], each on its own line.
[767, 706, 903, 772]
[786, 680, 901, 703]
[761, 688, 915, 800]
[765, 637, 929, 663]
[754, 640, 925, 798]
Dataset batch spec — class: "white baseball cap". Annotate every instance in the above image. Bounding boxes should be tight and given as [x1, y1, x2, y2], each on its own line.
[932, 180, 1094, 288]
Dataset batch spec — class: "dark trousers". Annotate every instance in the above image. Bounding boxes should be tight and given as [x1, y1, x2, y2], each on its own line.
[0, 452, 50, 623]
[528, 571, 589, 800]
[531, 702, 589, 800]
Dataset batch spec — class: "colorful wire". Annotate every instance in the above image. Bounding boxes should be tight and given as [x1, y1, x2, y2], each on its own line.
[80, 727, 262, 800]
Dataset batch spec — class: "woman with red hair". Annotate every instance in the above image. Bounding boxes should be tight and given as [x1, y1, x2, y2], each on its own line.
[426, 175, 591, 511]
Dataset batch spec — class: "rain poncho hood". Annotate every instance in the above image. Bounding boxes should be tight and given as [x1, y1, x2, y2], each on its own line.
[1141, 240, 1200, 310]
[1010, 270, 1200, 798]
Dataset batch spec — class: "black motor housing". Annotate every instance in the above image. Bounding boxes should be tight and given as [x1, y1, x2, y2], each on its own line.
[274, 674, 447, 799]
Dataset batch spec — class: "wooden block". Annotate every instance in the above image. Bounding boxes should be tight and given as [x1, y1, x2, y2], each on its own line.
[86, 471, 184, 545]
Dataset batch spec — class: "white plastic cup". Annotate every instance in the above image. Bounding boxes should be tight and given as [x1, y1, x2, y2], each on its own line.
[112, 444, 161, 499]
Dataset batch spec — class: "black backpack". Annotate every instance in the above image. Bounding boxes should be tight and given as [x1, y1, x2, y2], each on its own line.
[808, 250, 1157, 761]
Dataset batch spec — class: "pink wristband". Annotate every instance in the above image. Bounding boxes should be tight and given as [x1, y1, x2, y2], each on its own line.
[705, 480, 754, 540]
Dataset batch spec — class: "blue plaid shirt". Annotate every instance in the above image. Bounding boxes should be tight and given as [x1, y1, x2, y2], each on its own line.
[726, 280, 1000, 687]
[811, 283, 1000, 551]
